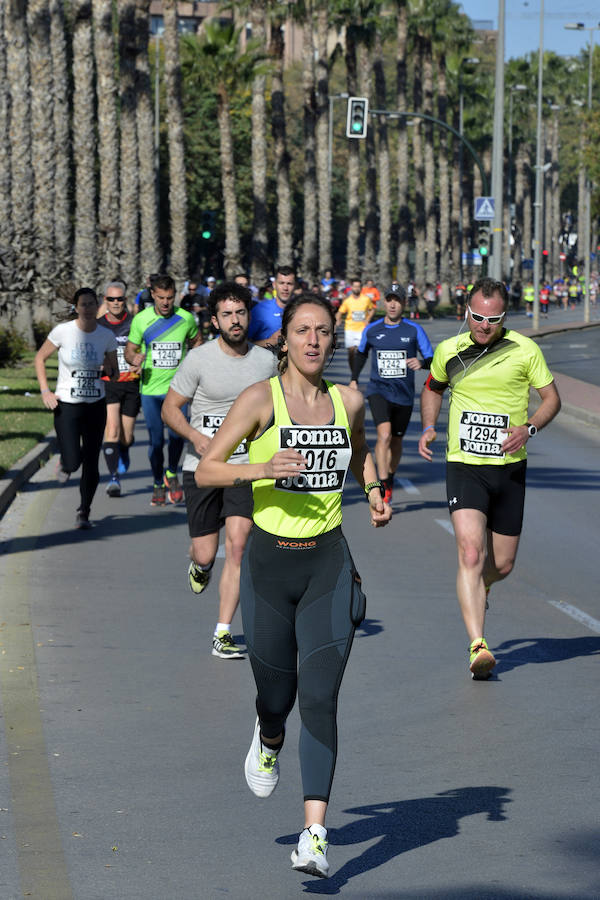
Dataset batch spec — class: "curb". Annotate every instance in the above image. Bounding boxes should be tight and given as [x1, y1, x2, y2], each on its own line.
[0, 432, 56, 519]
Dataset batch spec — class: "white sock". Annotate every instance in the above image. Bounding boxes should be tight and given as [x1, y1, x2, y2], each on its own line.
[215, 622, 231, 636]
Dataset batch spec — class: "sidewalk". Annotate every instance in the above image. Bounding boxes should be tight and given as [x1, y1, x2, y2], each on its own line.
[1, 313, 599, 520]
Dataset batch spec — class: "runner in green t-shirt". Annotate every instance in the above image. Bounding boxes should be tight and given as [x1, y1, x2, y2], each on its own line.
[418, 278, 561, 680]
[126, 274, 201, 506]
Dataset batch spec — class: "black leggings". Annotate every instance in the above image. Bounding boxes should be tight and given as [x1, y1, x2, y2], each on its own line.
[240, 525, 366, 802]
[54, 399, 106, 513]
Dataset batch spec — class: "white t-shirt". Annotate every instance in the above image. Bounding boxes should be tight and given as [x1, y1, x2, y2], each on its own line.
[47, 321, 118, 403]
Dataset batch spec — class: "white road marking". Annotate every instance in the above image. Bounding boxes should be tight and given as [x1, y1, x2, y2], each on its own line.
[547, 600, 600, 634]
[217, 544, 225, 558]
[435, 518, 454, 535]
[397, 478, 420, 494]
[568, 343, 588, 349]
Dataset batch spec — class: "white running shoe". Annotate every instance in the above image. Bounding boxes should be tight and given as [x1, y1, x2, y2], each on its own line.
[244, 718, 279, 798]
[291, 825, 329, 878]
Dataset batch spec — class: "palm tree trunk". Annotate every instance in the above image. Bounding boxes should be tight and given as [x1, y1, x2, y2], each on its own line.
[374, 32, 391, 287]
[6, 0, 34, 338]
[135, 0, 162, 279]
[217, 89, 242, 277]
[345, 29, 360, 278]
[28, 0, 55, 305]
[250, 3, 269, 286]
[0, 3, 12, 252]
[514, 143, 526, 282]
[93, 0, 120, 284]
[396, 4, 409, 283]
[550, 113, 560, 282]
[423, 38, 436, 286]
[302, 14, 318, 283]
[50, 0, 71, 276]
[315, 2, 331, 274]
[269, 13, 293, 267]
[118, 2, 139, 291]
[437, 54, 450, 302]
[360, 44, 377, 282]
[413, 41, 425, 290]
[72, 0, 97, 287]
[162, 0, 188, 284]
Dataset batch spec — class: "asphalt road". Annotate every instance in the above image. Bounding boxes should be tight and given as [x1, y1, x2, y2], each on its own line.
[0, 337, 599, 899]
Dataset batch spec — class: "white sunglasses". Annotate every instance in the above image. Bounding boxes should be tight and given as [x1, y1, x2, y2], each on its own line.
[467, 305, 506, 325]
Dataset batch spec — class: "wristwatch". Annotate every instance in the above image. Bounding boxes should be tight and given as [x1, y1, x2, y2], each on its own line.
[526, 422, 537, 437]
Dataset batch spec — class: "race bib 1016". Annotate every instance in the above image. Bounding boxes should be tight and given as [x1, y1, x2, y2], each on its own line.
[458, 410, 509, 458]
[275, 425, 352, 493]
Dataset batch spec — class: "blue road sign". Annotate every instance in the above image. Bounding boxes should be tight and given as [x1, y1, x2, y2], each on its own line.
[474, 197, 495, 220]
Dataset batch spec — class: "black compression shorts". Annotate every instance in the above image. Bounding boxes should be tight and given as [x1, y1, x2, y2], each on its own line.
[446, 460, 527, 536]
[104, 380, 141, 418]
[182, 471, 253, 537]
[367, 394, 412, 436]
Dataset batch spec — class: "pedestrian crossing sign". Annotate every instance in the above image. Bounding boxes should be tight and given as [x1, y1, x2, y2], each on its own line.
[475, 197, 495, 220]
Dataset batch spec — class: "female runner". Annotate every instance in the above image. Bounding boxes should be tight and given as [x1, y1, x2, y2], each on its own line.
[195, 294, 391, 878]
[35, 287, 118, 528]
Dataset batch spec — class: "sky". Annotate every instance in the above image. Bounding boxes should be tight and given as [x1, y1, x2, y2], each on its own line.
[458, 0, 599, 62]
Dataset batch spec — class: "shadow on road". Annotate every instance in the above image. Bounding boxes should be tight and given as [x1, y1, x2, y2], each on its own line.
[493, 636, 600, 675]
[276, 786, 511, 894]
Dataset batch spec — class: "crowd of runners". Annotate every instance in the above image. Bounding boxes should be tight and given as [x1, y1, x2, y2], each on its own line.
[35, 269, 561, 879]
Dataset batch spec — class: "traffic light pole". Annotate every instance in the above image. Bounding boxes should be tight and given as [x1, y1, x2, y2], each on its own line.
[370, 108, 490, 196]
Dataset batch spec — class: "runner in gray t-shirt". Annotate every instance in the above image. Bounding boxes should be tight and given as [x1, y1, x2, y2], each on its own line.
[162, 282, 277, 659]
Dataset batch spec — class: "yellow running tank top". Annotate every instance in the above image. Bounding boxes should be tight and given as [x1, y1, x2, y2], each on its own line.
[249, 376, 352, 538]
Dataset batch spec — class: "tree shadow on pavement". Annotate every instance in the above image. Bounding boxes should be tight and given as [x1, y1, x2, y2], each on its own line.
[276, 786, 511, 895]
[493, 636, 600, 675]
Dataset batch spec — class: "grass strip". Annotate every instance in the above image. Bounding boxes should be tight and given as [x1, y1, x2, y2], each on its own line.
[0, 354, 56, 476]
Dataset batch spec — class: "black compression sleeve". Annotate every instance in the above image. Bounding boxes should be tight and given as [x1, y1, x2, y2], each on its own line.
[421, 356, 433, 370]
[350, 350, 368, 382]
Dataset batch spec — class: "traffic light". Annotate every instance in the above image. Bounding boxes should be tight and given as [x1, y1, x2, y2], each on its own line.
[201, 209, 215, 241]
[477, 225, 489, 257]
[346, 97, 369, 139]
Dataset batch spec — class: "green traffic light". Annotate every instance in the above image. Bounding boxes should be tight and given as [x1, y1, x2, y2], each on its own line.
[202, 229, 212, 240]
[479, 245, 488, 256]
[352, 120, 363, 132]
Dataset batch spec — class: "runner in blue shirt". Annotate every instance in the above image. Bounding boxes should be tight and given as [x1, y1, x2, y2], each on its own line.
[349, 286, 433, 503]
[247, 266, 295, 348]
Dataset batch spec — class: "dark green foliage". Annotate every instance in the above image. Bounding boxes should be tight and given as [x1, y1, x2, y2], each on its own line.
[0, 326, 29, 366]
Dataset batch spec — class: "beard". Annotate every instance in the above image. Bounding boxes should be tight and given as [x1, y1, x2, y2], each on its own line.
[220, 326, 248, 348]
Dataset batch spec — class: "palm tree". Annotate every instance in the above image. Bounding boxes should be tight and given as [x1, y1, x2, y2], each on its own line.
[0, 3, 11, 255]
[50, 0, 71, 277]
[302, 7, 318, 282]
[162, 0, 188, 284]
[72, 0, 97, 286]
[395, 0, 410, 284]
[374, 30, 391, 287]
[249, 2, 269, 285]
[193, 20, 263, 276]
[315, 0, 332, 275]
[135, 0, 162, 279]
[93, 0, 120, 283]
[118, 2, 139, 292]
[269, 7, 293, 267]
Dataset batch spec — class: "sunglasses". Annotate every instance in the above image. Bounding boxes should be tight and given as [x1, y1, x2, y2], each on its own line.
[106, 295, 126, 302]
[467, 306, 506, 325]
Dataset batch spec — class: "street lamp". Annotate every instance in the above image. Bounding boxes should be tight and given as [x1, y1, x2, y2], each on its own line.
[458, 57, 479, 281]
[532, 0, 545, 330]
[564, 22, 600, 323]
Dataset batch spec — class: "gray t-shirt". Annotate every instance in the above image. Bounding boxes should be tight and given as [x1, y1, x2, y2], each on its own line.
[170, 338, 277, 471]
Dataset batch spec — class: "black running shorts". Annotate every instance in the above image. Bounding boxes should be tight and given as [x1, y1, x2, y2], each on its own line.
[367, 393, 412, 436]
[182, 471, 253, 538]
[446, 460, 527, 536]
[104, 380, 141, 418]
